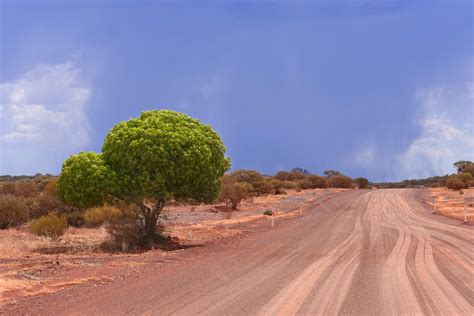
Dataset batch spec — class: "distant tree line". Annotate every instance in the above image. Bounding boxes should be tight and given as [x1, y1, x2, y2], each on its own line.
[374, 160, 474, 191]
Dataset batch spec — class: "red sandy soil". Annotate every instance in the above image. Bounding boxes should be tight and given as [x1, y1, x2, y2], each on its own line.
[0, 189, 343, 309]
[2, 189, 472, 315]
[429, 187, 474, 223]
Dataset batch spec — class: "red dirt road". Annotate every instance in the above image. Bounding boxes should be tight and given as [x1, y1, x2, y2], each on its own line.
[4, 189, 473, 315]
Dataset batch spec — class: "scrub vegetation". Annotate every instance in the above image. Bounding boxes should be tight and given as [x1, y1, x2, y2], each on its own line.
[0, 109, 375, 251]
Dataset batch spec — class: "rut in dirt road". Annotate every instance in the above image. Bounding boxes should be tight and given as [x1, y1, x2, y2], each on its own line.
[5, 189, 474, 315]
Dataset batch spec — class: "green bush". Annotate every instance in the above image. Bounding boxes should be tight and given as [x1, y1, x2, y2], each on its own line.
[84, 205, 122, 227]
[30, 213, 68, 238]
[263, 210, 273, 216]
[0, 195, 29, 229]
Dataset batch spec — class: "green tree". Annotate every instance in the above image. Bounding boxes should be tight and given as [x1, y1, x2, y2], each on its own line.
[57, 110, 230, 243]
[57, 152, 115, 209]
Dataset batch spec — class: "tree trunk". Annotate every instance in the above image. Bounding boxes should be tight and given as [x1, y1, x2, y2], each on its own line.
[139, 199, 165, 244]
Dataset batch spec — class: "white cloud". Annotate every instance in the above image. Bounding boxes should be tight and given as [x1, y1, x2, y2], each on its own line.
[0, 61, 91, 174]
[395, 82, 474, 179]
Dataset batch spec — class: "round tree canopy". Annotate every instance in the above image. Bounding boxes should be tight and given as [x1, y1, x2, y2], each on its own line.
[57, 152, 116, 209]
[102, 110, 230, 203]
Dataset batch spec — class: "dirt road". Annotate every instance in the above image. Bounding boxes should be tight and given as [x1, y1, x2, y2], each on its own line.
[4, 189, 473, 315]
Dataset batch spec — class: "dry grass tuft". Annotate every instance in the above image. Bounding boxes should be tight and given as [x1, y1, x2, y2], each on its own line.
[0, 226, 110, 258]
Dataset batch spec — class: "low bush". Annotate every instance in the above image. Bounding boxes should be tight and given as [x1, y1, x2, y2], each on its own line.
[328, 175, 352, 188]
[354, 177, 370, 189]
[14, 180, 37, 198]
[253, 180, 274, 195]
[30, 213, 68, 238]
[106, 204, 150, 251]
[66, 210, 86, 227]
[219, 175, 253, 209]
[307, 175, 328, 188]
[280, 181, 299, 190]
[107, 218, 144, 251]
[30, 192, 65, 219]
[84, 205, 122, 227]
[446, 177, 465, 191]
[297, 179, 313, 190]
[457, 173, 472, 186]
[263, 210, 273, 216]
[0, 195, 29, 229]
[0, 182, 16, 195]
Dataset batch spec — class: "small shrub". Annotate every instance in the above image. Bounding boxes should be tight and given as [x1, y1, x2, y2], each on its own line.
[14, 181, 37, 198]
[219, 175, 253, 209]
[353, 177, 370, 189]
[0, 195, 29, 229]
[230, 170, 264, 189]
[30, 213, 68, 238]
[307, 175, 328, 188]
[446, 177, 465, 190]
[270, 179, 299, 193]
[66, 211, 86, 227]
[438, 178, 447, 187]
[30, 192, 65, 219]
[451, 180, 465, 191]
[107, 219, 144, 251]
[253, 180, 274, 195]
[297, 179, 313, 190]
[457, 173, 472, 186]
[446, 177, 465, 191]
[280, 181, 299, 190]
[0, 182, 16, 195]
[263, 210, 273, 216]
[84, 205, 122, 227]
[328, 175, 352, 188]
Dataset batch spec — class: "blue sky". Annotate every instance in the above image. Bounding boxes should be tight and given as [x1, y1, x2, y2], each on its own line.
[1, 0, 473, 181]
